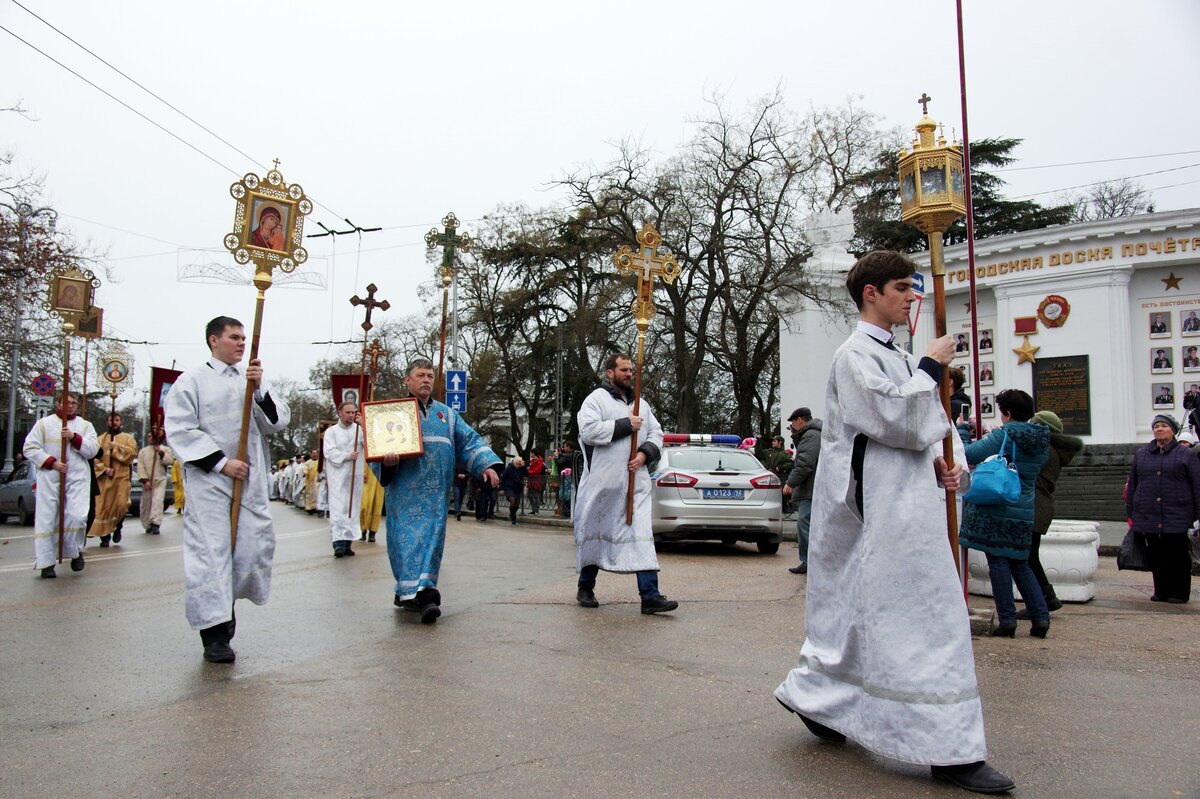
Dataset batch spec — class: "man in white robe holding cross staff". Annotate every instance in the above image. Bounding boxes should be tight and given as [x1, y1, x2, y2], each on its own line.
[572, 223, 681, 615]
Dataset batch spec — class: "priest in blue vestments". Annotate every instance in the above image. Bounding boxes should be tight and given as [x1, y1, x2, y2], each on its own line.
[372, 359, 501, 623]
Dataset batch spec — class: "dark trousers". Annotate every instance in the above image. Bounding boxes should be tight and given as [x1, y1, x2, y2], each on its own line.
[578, 564, 661, 600]
[1028, 530, 1058, 601]
[1145, 533, 1192, 602]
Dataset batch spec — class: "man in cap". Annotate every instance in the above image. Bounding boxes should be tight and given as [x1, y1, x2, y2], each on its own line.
[782, 407, 822, 575]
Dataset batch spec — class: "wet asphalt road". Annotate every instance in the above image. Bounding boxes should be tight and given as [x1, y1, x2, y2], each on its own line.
[1, 505, 1197, 799]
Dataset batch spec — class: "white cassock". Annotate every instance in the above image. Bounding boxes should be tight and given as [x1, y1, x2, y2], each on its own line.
[165, 359, 290, 630]
[23, 414, 99, 568]
[291, 463, 306, 506]
[323, 421, 365, 542]
[775, 326, 985, 766]
[573, 383, 663, 573]
[316, 472, 328, 513]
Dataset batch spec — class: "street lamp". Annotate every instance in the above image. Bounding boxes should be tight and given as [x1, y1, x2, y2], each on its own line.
[897, 94, 967, 572]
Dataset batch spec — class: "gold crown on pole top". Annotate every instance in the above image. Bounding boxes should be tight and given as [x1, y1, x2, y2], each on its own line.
[897, 94, 966, 235]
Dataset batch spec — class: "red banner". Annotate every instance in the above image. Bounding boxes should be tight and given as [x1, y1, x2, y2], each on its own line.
[150, 366, 183, 435]
[331, 374, 371, 411]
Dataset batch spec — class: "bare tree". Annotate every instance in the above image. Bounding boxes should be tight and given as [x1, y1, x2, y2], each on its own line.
[1063, 177, 1154, 222]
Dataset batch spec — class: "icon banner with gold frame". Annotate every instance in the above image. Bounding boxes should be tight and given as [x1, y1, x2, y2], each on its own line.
[362, 398, 424, 462]
[223, 168, 313, 275]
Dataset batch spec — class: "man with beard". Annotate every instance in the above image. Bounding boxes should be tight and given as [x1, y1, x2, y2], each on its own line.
[24, 393, 99, 578]
[324, 401, 365, 557]
[372, 359, 501, 623]
[88, 411, 138, 547]
[572, 352, 676, 615]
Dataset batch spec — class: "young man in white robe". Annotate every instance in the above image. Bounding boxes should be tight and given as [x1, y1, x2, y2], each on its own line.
[23, 393, 99, 578]
[165, 316, 290, 665]
[323, 401, 365, 558]
[774, 251, 1014, 794]
[573, 352, 677, 615]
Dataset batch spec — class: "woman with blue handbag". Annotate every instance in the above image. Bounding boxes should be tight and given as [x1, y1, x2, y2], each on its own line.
[960, 389, 1052, 638]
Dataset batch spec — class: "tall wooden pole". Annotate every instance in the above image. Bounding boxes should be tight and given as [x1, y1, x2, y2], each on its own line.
[57, 324, 72, 563]
[928, 235, 960, 572]
[229, 284, 267, 552]
[626, 325, 648, 524]
[348, 285, 388, 518]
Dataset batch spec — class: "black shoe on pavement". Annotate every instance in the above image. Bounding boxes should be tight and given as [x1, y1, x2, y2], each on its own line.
[577, 588, 599, 608]
[775, 697, 846, 742]
[1046, 596, 1063, 612]
[344, 544, 355, 556]
[99, 535, 111, 548]
[1151, 594, 1165, 602]
[40, 566, 56, 579]
[788, 563, 807, 574]
[990, 623, 1016, 638]
[112, 528, 122, 543]
[640, 596, 679, 615]
[931, 761, 1015, 794]
[416, 592, 442, 624]
[368, 531, 376, 543]
[1167, 597, 1187, 604]
[360, 531, 367, 541]
[202, 642, 236, 664]
[334, 542, 344, 558]
[70, 553, 85, 572]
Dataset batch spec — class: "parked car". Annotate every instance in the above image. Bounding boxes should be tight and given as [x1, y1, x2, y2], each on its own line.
[128, 476, 175, 517]
[0, 460, 37, 525]
[650, 434, 784, 554]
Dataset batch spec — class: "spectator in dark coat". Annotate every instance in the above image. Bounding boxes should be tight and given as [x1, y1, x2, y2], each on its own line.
[949, 367, 973, 447]
[1016, 411, 1084, 618]
[1125, 413, 1200, 603]
[782, 407, 822, 575]
[960, 389, 1051, 637]
[500, 457, 527, 526]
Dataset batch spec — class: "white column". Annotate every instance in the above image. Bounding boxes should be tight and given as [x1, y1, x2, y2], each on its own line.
[1105, 268, 1136, 441]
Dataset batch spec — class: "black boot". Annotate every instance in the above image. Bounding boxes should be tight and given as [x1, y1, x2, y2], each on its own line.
[360, 530, 367, 542]
[70, 553, 85, 572]
[333, 541, 345, 558]
[577, 588, 599, 608]
[416, 588, 442, 624]
[368, 530, 376, 543]
[99, 535, 111, 548]
[510, 507, 518, 525]
[40, 565, 57, 578]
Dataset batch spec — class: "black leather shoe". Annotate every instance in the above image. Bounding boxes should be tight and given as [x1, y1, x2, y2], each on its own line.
[419, 603, 441, 624]
[640, 596, 679, 615]
[577, 588, 599, 608]
[334, 543, 344, 558]
[368, 531, 376, 543]
[775, 698, 846, 742]
[344, 545, 355, 556]
[1030, 621, 1050, 638]
[1151, 594, 1165, 602]
[99, 535, 111, 547]
[1167, 597, 1187, 604]
[931, 761, 1015, 794]
[203, 641, 236, 664]
[990, 623, 1016, 637]
[40, 566, 56, 579]
[70, 553, 85, 572]
[112, 529, 122, 543]
[788, 563, 807, 574]
[360, 531, 367, 541]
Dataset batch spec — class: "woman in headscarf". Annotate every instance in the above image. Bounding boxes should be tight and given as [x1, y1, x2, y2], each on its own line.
[1125, 414, 1200, 604]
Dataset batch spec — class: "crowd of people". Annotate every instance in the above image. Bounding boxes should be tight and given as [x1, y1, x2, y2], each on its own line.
[17, 249, 1200, 796]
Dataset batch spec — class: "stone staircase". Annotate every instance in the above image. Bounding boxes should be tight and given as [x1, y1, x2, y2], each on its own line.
[1052, 444, 1138, 522]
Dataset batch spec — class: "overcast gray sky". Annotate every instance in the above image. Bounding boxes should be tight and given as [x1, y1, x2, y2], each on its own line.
[5, 0, 1199, 403]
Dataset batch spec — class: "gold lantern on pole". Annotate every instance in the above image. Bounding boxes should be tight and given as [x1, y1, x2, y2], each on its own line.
[898, 93, 967, 574]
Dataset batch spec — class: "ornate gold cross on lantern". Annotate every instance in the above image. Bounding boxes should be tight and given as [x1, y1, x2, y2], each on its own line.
[425, 212, 472, 399]
[612, 222, 683, 524]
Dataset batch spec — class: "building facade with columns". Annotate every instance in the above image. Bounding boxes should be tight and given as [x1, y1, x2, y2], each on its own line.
[779, 207, 1200, 445]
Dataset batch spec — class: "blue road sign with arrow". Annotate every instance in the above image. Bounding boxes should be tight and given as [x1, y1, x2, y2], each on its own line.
[446, 370, 467, 412]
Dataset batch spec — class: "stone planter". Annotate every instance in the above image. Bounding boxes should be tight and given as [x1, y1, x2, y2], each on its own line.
[967, 520, 1100, 603]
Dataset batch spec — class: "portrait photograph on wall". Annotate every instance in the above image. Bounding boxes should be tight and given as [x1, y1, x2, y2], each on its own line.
[1150, 311, 1171, 338]
[979, 393, 995, 417]
[1151, 347, 1174, 374]
[979, 361, 995, 386]
[1152, 382, 1174, 409]
[1182, 309, 1200, 337]
[953, 333, 970, 355]
[1183, 345, 1200, 373]
[978, 329, 994, 354]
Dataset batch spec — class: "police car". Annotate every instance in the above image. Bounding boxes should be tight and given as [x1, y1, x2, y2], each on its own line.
[650, 434, 784, 554]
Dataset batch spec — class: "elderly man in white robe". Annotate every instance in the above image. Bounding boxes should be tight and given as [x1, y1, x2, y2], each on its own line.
[773, 251, 1014, 795]
[23, 393, 99, 578]
[323, 401, 365, 558]
[573, 352, 677, 615]
[165, 316, 290, 665]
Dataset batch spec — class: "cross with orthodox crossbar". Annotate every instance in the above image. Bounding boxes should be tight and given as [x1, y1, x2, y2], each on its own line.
[425, 212, 472, 272]
[918, 92, 932, 115]
[612, 223, 682, 328]
[350, 283, 390, 332]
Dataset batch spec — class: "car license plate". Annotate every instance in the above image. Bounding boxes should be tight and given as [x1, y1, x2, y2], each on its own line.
[701, 488, 744, 500]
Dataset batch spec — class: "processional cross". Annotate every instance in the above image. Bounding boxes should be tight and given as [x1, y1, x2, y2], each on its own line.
[425, 212, 472, 399]
[364, 338, 389, 402]
[350, 283, 390, 332]
[918, 92, 932, 115]
[612, 223, 683, 524]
